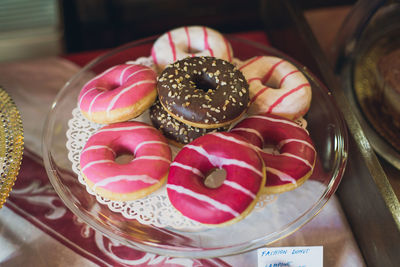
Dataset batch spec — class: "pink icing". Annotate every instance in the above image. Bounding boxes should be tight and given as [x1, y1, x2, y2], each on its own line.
[151, 46, 159, 66]
[167, 31, 177, 62]
[230, 114, 316, 188]
[259, 59, 284, 84]
[239, 56, 312, 119]
[238, 56, 262, 71]
[203, 26, 214, 57]
[223, 36, 233, 62]
[80, 121, 171, 195]
[279, 70, 300, 87]
[184, 26, 192, 54]
[267, 83, 310, 114]
[78, 64, 156, 115]
[167, 132, 264, 225]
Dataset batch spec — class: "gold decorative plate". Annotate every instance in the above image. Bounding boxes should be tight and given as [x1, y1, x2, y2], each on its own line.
[0, 87, 24, 208]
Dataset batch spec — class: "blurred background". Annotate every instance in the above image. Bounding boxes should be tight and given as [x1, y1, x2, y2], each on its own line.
[0, 0, 355, 62]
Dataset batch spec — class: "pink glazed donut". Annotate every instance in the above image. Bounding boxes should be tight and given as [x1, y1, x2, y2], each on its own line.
[231, 113, 317, 194]
[151, 26, 233, 71]
[238, 56, 312, 120]
[80, 121, 171, 201]
[167, 132, 266, 226]
[78, 64, 157, 124]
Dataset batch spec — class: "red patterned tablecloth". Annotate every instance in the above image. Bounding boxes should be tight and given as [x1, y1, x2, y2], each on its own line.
[6, 150, 231, 266]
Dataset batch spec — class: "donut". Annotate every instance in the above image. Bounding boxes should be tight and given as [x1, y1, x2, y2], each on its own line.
[149, 99, 226, 146]
[79, 121, 171, 201]
[167, 132, 266, 226]
[230, 113, 316, 194]
[238, 56, 312, 120]
[151, 25, 233, 71]
[78, 64, 157, 124]
[157, 56, 249, 129]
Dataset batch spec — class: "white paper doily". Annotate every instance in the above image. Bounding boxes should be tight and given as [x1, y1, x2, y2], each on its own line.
[66, 56, 307, 230]
[67, 107, 283, 229]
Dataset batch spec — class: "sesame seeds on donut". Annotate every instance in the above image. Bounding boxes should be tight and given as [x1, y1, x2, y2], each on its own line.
[150, 99, 226, 146]
[157, 56, 249, 129]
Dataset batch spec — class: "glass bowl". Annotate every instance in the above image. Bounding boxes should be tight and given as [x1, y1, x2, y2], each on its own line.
[43, 35, 348, 258]
[334, 0, 400, 169]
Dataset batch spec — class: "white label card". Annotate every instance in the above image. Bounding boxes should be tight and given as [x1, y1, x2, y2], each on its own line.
[257, 246, 323, 267]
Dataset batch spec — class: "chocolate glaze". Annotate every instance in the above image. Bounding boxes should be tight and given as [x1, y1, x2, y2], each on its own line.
[157, 56, 249, 127]
[150, 100, 226, 145]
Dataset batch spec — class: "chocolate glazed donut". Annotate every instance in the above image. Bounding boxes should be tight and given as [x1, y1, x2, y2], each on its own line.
[150, 99, 226, 146]
[157, 56, 249, 129]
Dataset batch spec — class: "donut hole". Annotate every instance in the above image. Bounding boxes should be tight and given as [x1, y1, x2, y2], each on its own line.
[114, 150, 135, 164]
[108, 81, 122, 91]
[262, 144, 280, 155]
[204, 168, 226, 189]
[193, 73, 218, 92]
[263, 78, 281, 90]
[186, 47, 202, 54]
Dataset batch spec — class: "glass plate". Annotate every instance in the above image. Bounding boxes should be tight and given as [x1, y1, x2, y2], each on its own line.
[43, 36, 348, 258]
[0, 87, 24, 208]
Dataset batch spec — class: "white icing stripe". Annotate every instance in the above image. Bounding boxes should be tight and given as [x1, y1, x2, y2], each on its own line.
[81, 145, 116, 157]
[266, 167, 297, 184]
[92, 65, 119, 81]
[106, 80, 156, 117]
[93, 174, 159, 190]
[79, 88, 97, 108]
[119, 65, 136, 85]
[280, 152, 313, 168]
[277, 138, 315, 151]
[125, 68, 153, 81]
[133, 141, 168, 155]
[80, 65, 119, 94]
[81, 159, 114, 172]
[210, 132, 261, 153]
[96, 125, 154, 134]
[185, 145, 263, 177]
[88, 91, 106, 115]
[80, 65, 119, 90]
[79, 87, 107, 108]
[223, 180, 256, 199]
[230, 127, 264, 143]
[134, 156, 171, 163]
[251, 115, 301, 129]
[166, 184, 240, 217]
[170, 162, 204, 177]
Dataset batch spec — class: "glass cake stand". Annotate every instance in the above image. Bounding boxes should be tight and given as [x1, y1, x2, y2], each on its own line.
[42, 35, 348, 258]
